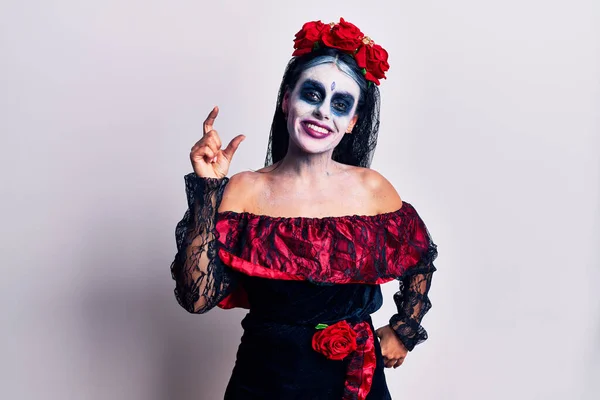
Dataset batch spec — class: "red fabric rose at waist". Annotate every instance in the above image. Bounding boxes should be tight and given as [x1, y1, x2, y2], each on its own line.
[311, 320, 376, 400]
[312, 320, 358, 360]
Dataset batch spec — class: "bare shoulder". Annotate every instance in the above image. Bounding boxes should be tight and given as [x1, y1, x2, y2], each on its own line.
[219, 170, 264, 213]
[359, 168, 403, 213]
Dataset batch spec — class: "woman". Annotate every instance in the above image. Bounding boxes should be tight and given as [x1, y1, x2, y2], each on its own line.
[170, 18, 438, 400]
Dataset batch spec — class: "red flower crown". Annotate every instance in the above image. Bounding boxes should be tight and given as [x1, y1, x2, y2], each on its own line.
[292, 18, 390, 86]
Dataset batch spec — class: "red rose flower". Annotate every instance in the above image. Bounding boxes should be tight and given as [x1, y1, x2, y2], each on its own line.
[292, 20, 329, 56]
[311, 320, 358, 361]
[366, 43, 389, 79]
[354, 44, 368, 69]
[354, 42, 390, 85]
[321, 18, 364, 53]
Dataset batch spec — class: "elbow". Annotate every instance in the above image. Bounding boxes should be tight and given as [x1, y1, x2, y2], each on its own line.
[179, 299, 212, 314]
[189, 301, 212, 314]
[173, 289, 213, 314]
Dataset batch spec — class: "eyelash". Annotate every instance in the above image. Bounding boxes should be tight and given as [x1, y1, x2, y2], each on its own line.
[304, 90, 321, 102]
[333, 102, 348, 112]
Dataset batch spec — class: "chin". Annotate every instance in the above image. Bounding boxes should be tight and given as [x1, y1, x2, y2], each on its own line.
[294, 136, 341, 155]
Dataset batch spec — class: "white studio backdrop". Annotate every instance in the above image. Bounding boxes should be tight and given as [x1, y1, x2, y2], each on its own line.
[1, 1, 598, 399]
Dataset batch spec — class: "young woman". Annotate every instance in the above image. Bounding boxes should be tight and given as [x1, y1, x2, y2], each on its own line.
[170, 18, 439, 400]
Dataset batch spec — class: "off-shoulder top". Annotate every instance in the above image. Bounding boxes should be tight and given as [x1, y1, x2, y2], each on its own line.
[170, 173, 438, 351]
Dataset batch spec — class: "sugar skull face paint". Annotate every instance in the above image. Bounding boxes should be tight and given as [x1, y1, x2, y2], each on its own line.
[283, 63, 360, 154]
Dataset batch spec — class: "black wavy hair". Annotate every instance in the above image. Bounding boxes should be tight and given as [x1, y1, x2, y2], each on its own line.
[263, 47, 381, 169]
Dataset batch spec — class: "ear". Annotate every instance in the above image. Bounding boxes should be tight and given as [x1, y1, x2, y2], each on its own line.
[282, 90, 290, 114]
[346, 114, 358, 133]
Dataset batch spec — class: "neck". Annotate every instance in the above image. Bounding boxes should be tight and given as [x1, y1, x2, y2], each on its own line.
[274, 144, 342, 181]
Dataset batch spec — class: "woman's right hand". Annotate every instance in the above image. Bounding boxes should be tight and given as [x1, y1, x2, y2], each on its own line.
[190, 106, 246, 179]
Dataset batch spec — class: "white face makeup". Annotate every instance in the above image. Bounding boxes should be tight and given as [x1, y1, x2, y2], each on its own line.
[283, 63, 360, 155]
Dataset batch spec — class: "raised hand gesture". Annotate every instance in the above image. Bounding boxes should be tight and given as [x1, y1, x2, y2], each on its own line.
[190, 106, 245, 179]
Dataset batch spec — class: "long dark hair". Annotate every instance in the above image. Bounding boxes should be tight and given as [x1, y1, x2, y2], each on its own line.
[263, 47, 381, 169]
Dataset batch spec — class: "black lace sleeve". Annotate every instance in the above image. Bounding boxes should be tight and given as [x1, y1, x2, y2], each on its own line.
[389, 264, 437, 351]
[170, 173, 237, 314]
[388, 209, 439, 352]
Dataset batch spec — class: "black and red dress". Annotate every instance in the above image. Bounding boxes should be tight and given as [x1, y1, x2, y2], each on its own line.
[171, 174, 439, 400]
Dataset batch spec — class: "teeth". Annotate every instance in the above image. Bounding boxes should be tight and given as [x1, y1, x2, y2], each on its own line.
[306, 123, 329, 134]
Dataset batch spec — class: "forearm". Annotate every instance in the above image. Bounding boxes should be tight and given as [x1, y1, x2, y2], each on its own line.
[389, 266, 436, 351]
[170, 173, 233, 313]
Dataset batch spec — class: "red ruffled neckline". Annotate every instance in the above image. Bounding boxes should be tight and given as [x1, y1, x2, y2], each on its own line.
[214, 199, 434, 308]
[214, 205, 422, 296]
[216, 202, 410, 223]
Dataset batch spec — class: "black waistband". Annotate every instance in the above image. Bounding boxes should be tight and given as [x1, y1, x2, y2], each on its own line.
[243, 312, 372, 328]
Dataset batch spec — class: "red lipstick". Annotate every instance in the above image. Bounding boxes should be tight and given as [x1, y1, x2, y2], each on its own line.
[301, 120, 332, 139]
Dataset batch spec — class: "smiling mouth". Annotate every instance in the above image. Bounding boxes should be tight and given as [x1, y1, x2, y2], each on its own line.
[301, 121, 331, 138]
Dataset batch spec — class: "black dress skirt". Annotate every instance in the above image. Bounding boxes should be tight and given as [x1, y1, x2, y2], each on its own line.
[223, 276, 392, 399]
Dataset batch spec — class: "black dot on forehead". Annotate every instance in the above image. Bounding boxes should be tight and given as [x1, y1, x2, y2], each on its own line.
[331, 81, 336, 91]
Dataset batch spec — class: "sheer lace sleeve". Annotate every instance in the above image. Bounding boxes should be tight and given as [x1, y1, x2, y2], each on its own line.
[388, 207, 438, 352]
[170, 173, 237, 314]
[389, 264, 437, 351]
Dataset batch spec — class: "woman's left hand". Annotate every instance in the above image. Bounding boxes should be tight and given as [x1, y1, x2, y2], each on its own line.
[376, 325, 408, 368]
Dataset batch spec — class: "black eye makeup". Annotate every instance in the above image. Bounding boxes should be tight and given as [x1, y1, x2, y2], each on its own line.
[331, 93, 355, 116]
[300, 80, 326, 104]
[297, 78, 356, 116]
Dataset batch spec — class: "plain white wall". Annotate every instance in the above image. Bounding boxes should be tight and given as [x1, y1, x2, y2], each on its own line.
[1, 1, 598, 399]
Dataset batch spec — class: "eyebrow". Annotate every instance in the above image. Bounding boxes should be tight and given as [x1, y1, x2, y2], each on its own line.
[333, 92, 355, 103]
[301, 79, 326, 93]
